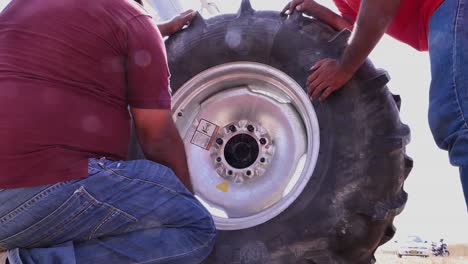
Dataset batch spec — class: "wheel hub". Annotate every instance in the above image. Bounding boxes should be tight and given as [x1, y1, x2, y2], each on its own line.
[211, 121, 274, 183]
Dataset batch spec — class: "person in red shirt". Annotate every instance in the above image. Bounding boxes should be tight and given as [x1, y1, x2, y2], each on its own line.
[0, 0, 215, 263]
[282, 0, 468, 209]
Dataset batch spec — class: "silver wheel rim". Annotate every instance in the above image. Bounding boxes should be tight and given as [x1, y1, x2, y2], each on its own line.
[172, 62, 320, 230]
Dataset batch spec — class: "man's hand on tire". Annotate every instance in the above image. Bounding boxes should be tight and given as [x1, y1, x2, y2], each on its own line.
[158, 10, 198, 37]
[281, 1, 353, 31]
[307, 58, 354, 101]
[281, 0, 319, 16]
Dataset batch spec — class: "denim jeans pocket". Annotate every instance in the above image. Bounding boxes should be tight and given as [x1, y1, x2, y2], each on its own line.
[0, 186, 137, 249]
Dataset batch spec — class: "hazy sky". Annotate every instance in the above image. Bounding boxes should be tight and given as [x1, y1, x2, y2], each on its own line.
[1, 0, 466, 244]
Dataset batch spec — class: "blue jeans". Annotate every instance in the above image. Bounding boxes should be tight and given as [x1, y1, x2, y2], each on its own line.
[0, 158, 216, 263]
[429, 0, 468, 209]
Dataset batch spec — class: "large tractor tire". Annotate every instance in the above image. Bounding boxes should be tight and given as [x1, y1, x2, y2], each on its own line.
[130, 1, 412, 263]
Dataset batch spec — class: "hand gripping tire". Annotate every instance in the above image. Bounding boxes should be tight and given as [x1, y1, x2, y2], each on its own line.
[131, 1, 413, 263]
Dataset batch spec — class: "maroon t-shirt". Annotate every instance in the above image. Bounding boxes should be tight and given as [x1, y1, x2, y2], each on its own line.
[0, 0, 171, 188]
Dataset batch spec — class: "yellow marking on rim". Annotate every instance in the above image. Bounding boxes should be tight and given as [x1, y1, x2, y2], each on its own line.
[216, 181, 229, 192]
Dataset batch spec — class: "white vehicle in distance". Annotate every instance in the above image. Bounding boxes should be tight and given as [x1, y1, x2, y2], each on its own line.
[395, 236, 431, 258]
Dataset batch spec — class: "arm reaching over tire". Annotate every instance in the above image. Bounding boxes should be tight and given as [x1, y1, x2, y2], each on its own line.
[309, 0, 400, 101]
[158, 10, 198, 37]
[281, 0, 353, 31]
[133, 0, 197, 37]
[282, 0, 400, 101]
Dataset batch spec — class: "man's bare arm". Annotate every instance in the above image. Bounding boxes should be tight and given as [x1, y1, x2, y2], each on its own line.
[339, 0, 400, 76]
[307, 0, 400, 101]
[131, 108, 193, 192]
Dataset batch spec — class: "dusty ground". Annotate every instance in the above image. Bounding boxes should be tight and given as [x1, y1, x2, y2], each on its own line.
[376, 245, 468, 264]
[0, 245, 466, 263]
[376, 253, 468, 264]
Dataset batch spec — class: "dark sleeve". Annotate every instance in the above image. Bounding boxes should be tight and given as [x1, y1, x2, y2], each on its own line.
[126, 15, 171, 109]
[333, 0, 358, 24]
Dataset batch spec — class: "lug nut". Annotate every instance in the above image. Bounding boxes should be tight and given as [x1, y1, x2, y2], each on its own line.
[216, 138, 224, 145]
[228, 170, 233, 176]
[216, 157, 222, 163]
[229, 125, 237, 133]
[247, 125, 255, 132]
[246, 170, 252, 176]
[177, 112, 183, 117]
[260, 138, 267, 145]
[260, 157, 266, 163]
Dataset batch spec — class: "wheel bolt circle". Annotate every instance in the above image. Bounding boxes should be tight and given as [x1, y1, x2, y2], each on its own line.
[247, 125, 254, 132]
[260, 138, 267, 145]
[246, 170, 252, 176]
[260, 157, 266, 163]
[216, 157, 222, 162]
[216, 138, 224, 145]
[228, 170, 233, 176]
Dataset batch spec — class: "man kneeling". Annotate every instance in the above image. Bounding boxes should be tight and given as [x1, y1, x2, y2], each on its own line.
[0, 0, 216, 263]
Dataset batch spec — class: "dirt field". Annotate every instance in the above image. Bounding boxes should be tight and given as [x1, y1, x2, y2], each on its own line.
[376, 245, 468, 264]
[1, 245, 466, 263]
